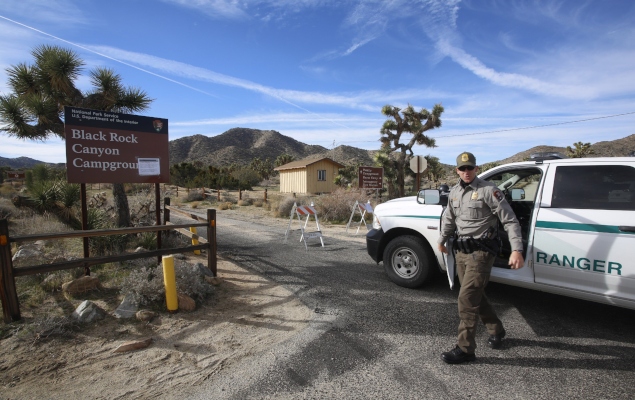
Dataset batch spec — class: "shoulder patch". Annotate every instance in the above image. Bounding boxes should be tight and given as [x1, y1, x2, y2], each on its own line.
[493, 190, 504, 202]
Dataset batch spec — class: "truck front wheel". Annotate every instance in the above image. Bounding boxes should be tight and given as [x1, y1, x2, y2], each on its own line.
[383, 235, 435, 288]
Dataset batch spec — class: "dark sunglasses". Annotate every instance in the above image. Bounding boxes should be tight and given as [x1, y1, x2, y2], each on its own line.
[458, 165, 475, 171]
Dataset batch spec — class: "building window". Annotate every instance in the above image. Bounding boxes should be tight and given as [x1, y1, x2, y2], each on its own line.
[317, 170, 326, 181]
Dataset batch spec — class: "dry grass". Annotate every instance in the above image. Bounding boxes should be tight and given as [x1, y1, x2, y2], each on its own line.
[0, 186, 209, 341]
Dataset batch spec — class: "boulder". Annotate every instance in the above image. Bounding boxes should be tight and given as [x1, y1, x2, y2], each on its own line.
[11, 246, 41, 263]
[196, 262, 214, 277]
[114, 294, 138, 319]
[72, 300, 106, 323]
[136, 310, 158, 322]
[62, 276, 103, 295]
[177, 293, 196, 311]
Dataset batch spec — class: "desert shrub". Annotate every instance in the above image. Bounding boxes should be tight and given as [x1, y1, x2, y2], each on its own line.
[90, 234, 129, 256]
[120, 261, 213, 306]
[218, 202, 233, 210]
[119, 266, 165, 306]
[38, 270, 79, 292]
[186, 191, 205, 202]
[253, 199, 264, 207]
[314, 188, 373, 223]
[0, 202, 13, 219]
[133, 232, 158, 250]
[0, 183, 18, 199]
[10, 209, 72, 236]
[4, 315, 78, 342]
[237, 199, 253, 206]
[85, 208, 129, 255]
[275, 196, 311, 218]
[221, 193, 236, 203]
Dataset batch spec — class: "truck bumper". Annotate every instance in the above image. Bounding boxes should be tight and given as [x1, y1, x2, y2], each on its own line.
[366, 228, 384, 263]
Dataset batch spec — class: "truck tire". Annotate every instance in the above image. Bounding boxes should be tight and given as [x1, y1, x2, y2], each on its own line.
[383, 235, 435, 288]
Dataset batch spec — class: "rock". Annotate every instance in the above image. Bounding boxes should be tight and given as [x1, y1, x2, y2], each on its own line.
[11, 246, 41, 263]
[113, 337, 153, 353]
[204, 276, 222, 286]
[114, 294, 138, 319]
[72, 300, 106, 323]
[136, 310, 157, 322]
[62, 276, 103, 295]
[177, 293, 196, 311]
[134, 247, 147, 253]
[196, 263, 214, 277]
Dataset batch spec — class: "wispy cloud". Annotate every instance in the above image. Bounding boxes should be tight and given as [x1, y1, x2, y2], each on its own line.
[435, 40, 593, 99]
[159, 0, 249, 20]
[0, 0, 85, 25]
[85, 45, 444, 112]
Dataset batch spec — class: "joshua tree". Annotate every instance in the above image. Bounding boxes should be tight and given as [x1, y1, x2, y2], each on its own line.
[380, 104, 444, 197]
[0, 45, 152, 227]
[566, 141, 594, 158]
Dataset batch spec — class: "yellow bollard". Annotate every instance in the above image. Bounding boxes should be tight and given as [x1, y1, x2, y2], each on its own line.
[162, 255, 178, 312]
[190, 227, 200, 255]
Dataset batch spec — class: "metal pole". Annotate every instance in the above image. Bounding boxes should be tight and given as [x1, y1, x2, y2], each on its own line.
[416, 157, 420, 192]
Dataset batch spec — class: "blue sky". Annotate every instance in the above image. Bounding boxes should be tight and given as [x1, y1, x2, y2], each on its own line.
[1, 0, 635, 166]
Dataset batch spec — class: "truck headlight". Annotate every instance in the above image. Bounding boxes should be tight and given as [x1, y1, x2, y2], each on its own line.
[372, 215, 381, 230]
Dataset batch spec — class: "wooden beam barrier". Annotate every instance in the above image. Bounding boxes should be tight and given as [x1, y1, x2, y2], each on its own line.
[165, 222, 209, 244]
[0, 219, 20, 322]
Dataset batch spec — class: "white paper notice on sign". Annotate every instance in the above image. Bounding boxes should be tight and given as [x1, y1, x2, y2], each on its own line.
[137, 158, 161, 176]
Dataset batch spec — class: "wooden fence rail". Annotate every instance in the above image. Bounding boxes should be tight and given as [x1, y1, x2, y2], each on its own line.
[0, 198, 215, 323]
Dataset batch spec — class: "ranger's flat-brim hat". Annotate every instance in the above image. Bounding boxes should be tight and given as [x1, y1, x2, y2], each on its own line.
[456, 152, 476, 168]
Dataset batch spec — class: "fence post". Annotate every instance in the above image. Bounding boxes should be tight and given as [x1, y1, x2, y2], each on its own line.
[239, 189, 242, 200]
[164, 197, 170, 225]
[0, 219, 21, 322]
[217, 187, 220, 202]
[207, 209, 217, 277]
[264, 189, 267, 202]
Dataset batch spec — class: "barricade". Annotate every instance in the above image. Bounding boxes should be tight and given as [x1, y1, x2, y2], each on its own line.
[346, 200, 373, 235]
[284, 202, 324, 250]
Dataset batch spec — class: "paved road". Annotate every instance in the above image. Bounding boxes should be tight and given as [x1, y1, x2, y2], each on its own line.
[185, 213, 635, 399]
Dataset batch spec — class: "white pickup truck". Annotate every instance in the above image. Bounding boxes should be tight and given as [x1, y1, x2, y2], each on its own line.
[366, 155, 635, 310]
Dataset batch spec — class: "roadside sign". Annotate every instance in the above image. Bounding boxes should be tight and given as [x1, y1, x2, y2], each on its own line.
[409, 156, 427, 173]
[6, 171, 25, 179]
[358, 167, 383, 189]
[64, 106, 170, 184]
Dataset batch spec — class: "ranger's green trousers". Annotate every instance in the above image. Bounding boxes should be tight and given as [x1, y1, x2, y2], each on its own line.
[455, 250, 504, 354]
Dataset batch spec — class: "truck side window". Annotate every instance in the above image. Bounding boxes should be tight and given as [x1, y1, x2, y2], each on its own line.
[551, 165, 635, 210]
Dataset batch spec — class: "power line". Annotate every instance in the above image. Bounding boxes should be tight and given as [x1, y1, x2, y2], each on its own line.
[333, 111, 635, 144]
[431, 111, 635, 138]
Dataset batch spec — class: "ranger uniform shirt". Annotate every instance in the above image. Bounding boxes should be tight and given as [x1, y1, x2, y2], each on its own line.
[438, 176, 524, 252]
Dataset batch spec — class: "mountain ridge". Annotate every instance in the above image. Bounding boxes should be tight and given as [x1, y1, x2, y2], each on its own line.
[2, 129, 634, 170]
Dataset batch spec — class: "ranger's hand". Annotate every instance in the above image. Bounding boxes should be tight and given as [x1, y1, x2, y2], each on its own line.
[509, 251, 524, 269]
[438, 244, 448, 254]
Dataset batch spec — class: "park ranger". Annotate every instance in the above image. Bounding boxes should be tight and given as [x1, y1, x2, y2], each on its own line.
[437, 151, 525, 364]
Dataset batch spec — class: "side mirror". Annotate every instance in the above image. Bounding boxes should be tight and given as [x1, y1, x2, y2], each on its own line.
[417, 189, 440, 204]
[511, 188, 525, 200]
